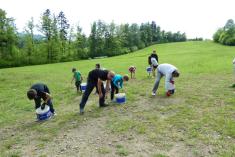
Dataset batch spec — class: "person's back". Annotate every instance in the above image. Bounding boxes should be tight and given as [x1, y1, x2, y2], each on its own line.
[30, 83, 49, 100]
[74, 71, 81, 82]
[112, 74, 123, 88]
[88, 69, 109, 83]
[157, 64, 177, 76]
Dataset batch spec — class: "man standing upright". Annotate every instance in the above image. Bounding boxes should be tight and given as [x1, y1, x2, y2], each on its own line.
[148, 50, 159, 77]
[79, 69, 115, 114]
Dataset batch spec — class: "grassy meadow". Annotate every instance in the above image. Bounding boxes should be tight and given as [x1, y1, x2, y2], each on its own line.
[0, 41, 234, 157]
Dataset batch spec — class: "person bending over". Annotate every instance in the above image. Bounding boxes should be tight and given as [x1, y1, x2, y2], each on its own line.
[79, 69, 115, 114]
[27, 83, 56, 115]
[152, 64, 180, 96]
[111, 74, 129, 101]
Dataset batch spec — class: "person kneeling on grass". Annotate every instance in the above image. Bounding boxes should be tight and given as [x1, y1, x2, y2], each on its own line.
[71, 68, 83, 93]
[27, 83, 56, 115]
[152, 63, 180, 96]
[79, 69, 115, 114]
[111, 74, 129, 101]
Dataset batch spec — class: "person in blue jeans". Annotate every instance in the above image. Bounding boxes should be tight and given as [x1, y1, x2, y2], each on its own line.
[152, 64, 180, 96]
[27, 83, 55, 115]
[79, 69, 115, 115]
[111, 74, 129, 101]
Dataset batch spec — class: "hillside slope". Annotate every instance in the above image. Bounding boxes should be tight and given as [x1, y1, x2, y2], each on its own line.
[0, 41, 234, 157]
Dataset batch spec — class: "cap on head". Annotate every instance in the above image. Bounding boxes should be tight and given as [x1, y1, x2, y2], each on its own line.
[27, 89, 37, 100]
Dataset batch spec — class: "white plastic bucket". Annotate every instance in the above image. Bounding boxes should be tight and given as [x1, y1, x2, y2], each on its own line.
[36, 105, 52, 121]
[81, 83, 87, 93]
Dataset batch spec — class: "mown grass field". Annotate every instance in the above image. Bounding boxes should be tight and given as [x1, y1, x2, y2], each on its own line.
[0, 41, 234, 157]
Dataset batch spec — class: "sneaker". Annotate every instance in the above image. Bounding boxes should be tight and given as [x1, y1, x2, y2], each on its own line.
[100, 103, 109, 107]
[152, 92, 156, 96]
[79, 109, 84, 115]
[52, 112, 57, 116]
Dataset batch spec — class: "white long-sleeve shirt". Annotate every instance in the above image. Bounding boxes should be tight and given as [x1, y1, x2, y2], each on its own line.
[151, 57, 158, 66]
[157, 64, 178, 91]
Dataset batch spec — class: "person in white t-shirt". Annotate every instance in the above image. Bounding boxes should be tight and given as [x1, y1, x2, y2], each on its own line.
[233, 58, 235, 69]
[152, 63, 180, 96]
[233, 58, 235, 85]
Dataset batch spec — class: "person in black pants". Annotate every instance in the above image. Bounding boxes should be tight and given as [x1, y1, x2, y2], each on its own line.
[27, 83, 55, 115]
[148, 50, 159, 77]
[110, 74, 129, 101]
[94, 63, 101, 94]
[79, 69, 115, 114]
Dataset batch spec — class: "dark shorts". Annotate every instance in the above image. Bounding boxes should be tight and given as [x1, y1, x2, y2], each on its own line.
[75, 81, 81, 88]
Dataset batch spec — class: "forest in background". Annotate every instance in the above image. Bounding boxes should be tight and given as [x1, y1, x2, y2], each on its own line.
[0, 8, 188, 68]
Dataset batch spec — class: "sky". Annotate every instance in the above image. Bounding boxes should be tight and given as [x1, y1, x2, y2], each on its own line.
[0, 0, 234, 39]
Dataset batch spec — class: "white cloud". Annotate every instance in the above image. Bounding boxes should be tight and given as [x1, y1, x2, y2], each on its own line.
[0, 0, 234, 39]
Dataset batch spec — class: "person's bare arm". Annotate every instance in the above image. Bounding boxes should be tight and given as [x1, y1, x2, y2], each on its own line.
[71, 76, 75, 83]
[44, 93, 52, 103]
[105, 80, 110, 93]
[98, 79, 103, 98]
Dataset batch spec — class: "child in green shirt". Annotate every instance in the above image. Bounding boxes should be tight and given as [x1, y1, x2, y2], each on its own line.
[71, 68, 83, 93]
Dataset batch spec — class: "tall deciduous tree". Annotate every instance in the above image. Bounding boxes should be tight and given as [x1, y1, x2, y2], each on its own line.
[0, 8, 17, 61]
[38, 9, 53, 62]
[24, 17, 35, 64]
[57, 11, 70, 55]
[213, 19, 235, 46]
[74, 25, 88, 59]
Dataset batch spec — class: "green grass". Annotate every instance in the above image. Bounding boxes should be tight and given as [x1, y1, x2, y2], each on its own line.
[116, 144, 129, 156]
[0, 41, 235, 156]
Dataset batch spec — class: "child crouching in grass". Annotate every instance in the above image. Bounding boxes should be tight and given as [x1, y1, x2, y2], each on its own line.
[71, 68, 83, 93]
[128, 66, 136, 79]
[111, 74, 129, 101]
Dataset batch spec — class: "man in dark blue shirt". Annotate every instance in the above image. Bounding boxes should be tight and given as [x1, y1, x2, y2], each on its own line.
[27, 83, 55, 114]
[79, 69, 115, 114]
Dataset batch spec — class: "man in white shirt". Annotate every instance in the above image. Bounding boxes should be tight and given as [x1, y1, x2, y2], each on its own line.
[233, 58, 235, 69]
[233, 58, 235, 85]
[152, 63, 180, 96]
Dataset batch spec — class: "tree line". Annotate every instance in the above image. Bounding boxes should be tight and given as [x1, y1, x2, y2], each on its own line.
[213, 19, 235, 46]
[0, 8, 187, 68]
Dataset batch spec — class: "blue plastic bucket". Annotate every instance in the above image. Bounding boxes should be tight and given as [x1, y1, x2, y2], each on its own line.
[36, 105, 52, 121]
[115, 93, 126, 104]
[116, 97, 126, 104]
[81, 83, 87, 93]
[146, 67, 152, 72]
